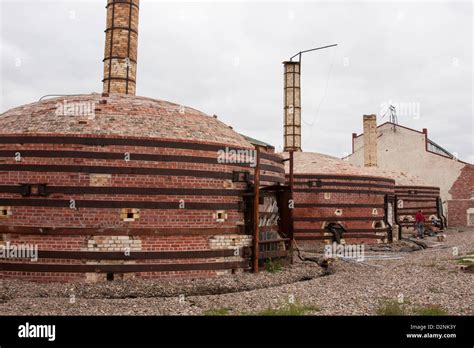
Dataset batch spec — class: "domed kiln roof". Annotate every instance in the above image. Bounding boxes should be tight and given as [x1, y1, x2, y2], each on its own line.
[0, 94, 252, 148]
[361, 167, 425, 186]
[281, 151, 424, 185]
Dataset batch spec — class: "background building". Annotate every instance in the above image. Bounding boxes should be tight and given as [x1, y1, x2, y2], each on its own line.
[347, 121, 473, 227]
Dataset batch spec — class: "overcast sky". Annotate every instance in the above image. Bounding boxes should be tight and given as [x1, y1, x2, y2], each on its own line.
[1, 0, 472, 162]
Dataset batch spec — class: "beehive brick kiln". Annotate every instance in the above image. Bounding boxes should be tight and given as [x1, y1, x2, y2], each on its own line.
[0, 0, 287, 281]
[283, 152, 397, 245]
[280, 58, 443, 245]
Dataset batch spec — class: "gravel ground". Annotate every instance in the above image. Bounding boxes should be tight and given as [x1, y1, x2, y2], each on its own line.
[1, 228, 472, 316]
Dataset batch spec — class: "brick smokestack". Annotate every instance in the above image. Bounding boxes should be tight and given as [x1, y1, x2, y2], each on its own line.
[283, 61, 302, 152]
[103, 0, 140, 95]
[363, 114, 378, 167]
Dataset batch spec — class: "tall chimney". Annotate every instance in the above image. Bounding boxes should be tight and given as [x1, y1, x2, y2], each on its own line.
[363, 114, 378, 167]
[102, 0, 140, 95]
[283, 61, 302, 152]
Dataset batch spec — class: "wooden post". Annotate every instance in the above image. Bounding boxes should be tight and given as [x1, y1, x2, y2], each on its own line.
[252, 148, 260, 272]
[289, 150, 295, 264]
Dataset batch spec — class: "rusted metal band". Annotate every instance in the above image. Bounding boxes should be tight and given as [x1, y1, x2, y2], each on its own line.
[0, 164, 284, 184]
[260, 153, 284, 163]
[295, 203, 385, 208]
[395, 185, 440, 190]
[397, 206, 437, 211]
[0, 150, 284, 174]
[294, 188, 392, 195]
[295, 234, 381, 240]
[106, 0, 139, 10]
[104, 26, 138, 35]
[0, 135, 253, 153]
[36, 248, 241, 260]
[293, 216, 385, 222]
[258, 238, 289, 244]
[0, 198, 239, 210]
[288, 174, 396, 184]
[395, 188, 440, 192]
[0, 261, 250, 273]
[395, 192, 440, 197]
[0, 225, 242, 236]
[295, 227, 389, 233]
[294, 181, 394, 189]
[103, 56, 137, 63]
[0, 164, 233, 179]
[125, 0, 133, 94]
[102, 77, 137, 83]
[396, 198, 438, 202]
[397, 222, 438, 226]
[0, 185, 245, 196]
[396, 195, 440, 199]
[105, 0, 116, 93]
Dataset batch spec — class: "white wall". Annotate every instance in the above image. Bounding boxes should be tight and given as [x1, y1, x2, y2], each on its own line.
[348, 123, 465, 204]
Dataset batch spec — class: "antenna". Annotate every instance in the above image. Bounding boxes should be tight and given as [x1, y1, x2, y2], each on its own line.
[388, 105, 398, 132]
[289, 44, 338, 63]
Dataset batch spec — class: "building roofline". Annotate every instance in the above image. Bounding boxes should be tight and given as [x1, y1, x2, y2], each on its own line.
[352, 122, 425, 138]
[240, 134, 275, 149]
[351, 122, 471, 165]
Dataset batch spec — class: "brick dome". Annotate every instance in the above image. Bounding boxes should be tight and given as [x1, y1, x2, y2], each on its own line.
[0, 94, 252, 149]
[0, 94, 288, 281]
[282, 151, 424, 185]
[282, 152, 389, 178]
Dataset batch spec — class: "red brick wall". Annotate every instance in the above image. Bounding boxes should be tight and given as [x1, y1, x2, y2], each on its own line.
[448, 164, 474, 227]
[395, 186, 440, 229]
[0, 233, 242, 281]
[0, 135, 284, 281]
[290, 175, 395, 245]
[0, 138, 283, 230]
[449, 164, 474, 200]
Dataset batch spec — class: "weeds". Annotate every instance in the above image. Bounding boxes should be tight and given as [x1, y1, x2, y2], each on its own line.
[265, 258, 283, 273]
[376, 300, 406, 315]
[412, 305, 448, 316]
[202, 308, 231, 316]
[256, 303, 319, 316]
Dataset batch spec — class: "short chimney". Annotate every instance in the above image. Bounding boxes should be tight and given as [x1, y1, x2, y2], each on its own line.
[363, 114, 377, 167]
[351, 133, 357, 153]
[102, 0, 140, 95]
[283, 61, 302, 152]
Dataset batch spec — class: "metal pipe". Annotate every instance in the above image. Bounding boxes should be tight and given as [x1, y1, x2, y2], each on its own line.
[394, 196, 402, 240]
[289, 44, 338, 61]
[436, 196, 447, 229]
[252, 148, 260, 272]
[384, 194, 394, 242]
[289, 150, 295, 264]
